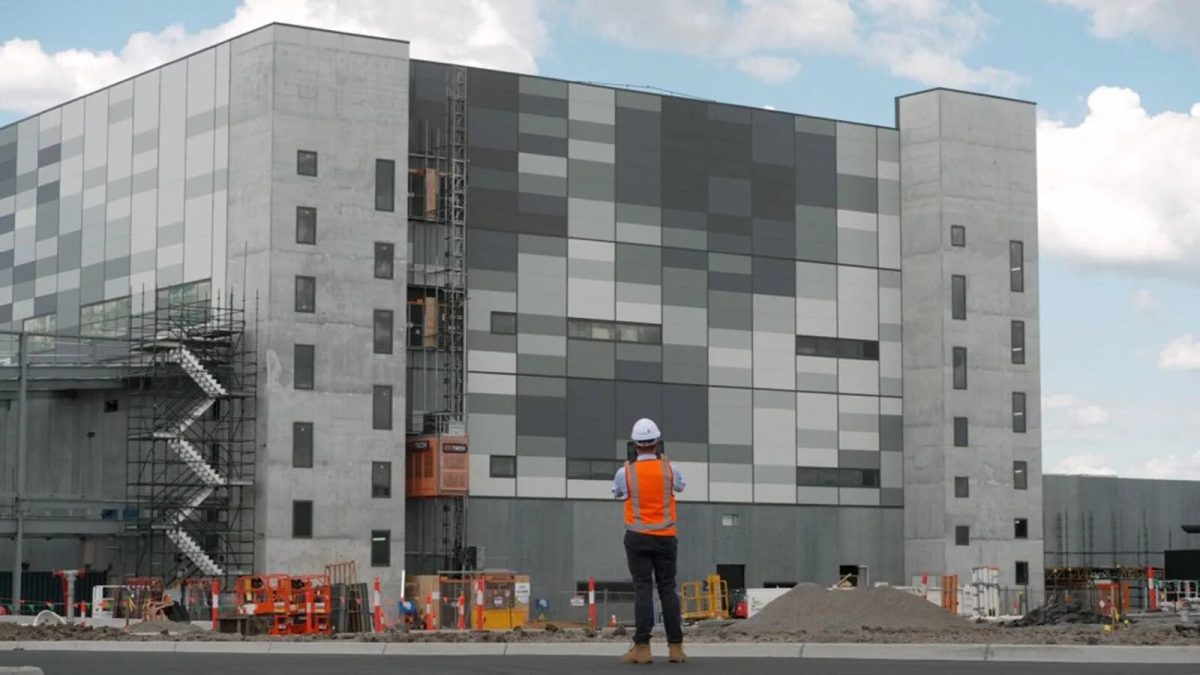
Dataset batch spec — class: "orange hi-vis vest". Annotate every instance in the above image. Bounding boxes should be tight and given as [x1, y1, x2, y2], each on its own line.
[623, 457, 677, 537]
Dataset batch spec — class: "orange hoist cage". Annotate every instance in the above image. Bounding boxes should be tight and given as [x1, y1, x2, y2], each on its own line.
[406, 435, 469, 498]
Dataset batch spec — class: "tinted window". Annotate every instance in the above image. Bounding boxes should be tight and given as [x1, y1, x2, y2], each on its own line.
[293, 500, 313, 538]
[951, 225, 965, 247]
[1014, 461, 1028, 490]
[1010, 241, 1024, 292]
[491, 312, 516, 335]
[1015, 518, 1028, 539]
[954, 417, 968, 447]
[297, 150, 318, 177]
[294, 344, 314, 390]
[952, 275, 966, 320]
[296, 206, 317, 244]
[293, 422, 313, 468]
[797, 467, 840, 487]
[373, 385, 393, 430]
[796, 335, 880, 361]
[295, 276, 316, 313]
[954, 476, 969, 498]
[953, 347, 967, 390]
[1016, 561, 1029, 585]
[1012, 320, 1026, 364]
[374, 309, 394, 354]
[371, 529, 390, 566]
[375, 159, 395, 212]
[372, 461, 391, 498]
[375, 242, 395, 279]
[955, 525, 969, 546]
[1013, 392, 1027, 433]
[490, 455, 516, 478]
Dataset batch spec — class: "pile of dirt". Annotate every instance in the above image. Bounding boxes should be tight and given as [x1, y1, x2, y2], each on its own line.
[1004, 598, 1110, 627]
[128, 620, 203, 635]
[0, 623, 125, 641]
[732, 584, 974, 635]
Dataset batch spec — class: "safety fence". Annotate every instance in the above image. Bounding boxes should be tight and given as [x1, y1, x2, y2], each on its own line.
[0, 571, 109, 615]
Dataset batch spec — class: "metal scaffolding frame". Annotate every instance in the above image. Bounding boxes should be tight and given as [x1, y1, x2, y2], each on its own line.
[124, 292, 257, 589]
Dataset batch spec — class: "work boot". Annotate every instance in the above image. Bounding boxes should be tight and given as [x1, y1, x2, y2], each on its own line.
[668, 643, 687, 663]
[622, 643, 652, 664]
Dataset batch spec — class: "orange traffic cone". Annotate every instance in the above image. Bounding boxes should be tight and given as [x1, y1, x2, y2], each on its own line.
[609, 614, 618, 627]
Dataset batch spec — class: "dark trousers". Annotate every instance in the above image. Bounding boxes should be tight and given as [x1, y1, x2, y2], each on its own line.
[624, 530, 683, 645]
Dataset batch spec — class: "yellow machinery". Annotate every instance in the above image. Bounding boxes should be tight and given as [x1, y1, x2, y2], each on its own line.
[680, 574, 729, 621]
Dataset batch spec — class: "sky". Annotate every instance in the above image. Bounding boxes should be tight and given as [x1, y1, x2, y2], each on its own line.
[1, 0, 1197, 479]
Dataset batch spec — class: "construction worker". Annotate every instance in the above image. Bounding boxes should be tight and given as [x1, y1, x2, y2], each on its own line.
[612, 418, 686, 664]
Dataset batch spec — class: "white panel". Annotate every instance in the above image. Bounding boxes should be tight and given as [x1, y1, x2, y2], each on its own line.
[797, 486, 839, 505]
[467, 372, 516, 396]
[469, 454, 516, 497]
[80, 90, 109, 267]
[567, 480, 614, 500]
[674, 461, 708, 502]
[838, 359, 879, 395]
[837, 266, 878, 340]
[212, 41, 231, 298]
[468, 351, 517, 373]
[157, 60, 186, 275]
[878, 215, 900, 270]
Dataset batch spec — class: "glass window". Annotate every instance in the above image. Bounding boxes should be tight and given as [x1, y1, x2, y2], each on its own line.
[80, 297, 131, 338]
[722, 514, 740, 527]
[372, 461, 391, 498]
[374, 242, 395, 280]
[293, 422, 313, 468]
[591, 460, 616, 481]
[375, 159, 396, 212]
[373, 385, 393, 430]
[22, 314, 57, 354]
[296, 206, 317, 244]
[491, 312, 516, 335]
[838, 468, 880, 488]
[297, 150, 318, 177]
[371, 529, 390, 567]
[1011, 320, 1026, 364]
[951, 225, 965, 247]
[616, 323, 640, 343]
[1013, 392, 1027, 433]
[591, 322, 614, 341]
[1010, 240, 1024, 292]
[295, 276, 316, 313]
[954, 476, 969, 498]
[955, 525, 969, 546]
[951, 275, 966, 320]
[954, 417, 968, 447]
[294, 344, 314, 390]
[953, 347, 967, 390]
[1014, 461, 1028, 490]
[639, 324, 662, 345]
[293, 500, 313, 538]
[567, 459, 589, 480]
[795, 336, 879, 361]
[374, 309, 394, 355]
[490, 455, 516, 478]
[1015, 518, 1028, 539]
[567, 319, 590, 339]
[797, 467, 841, 487]
[796, 336, 817, 356]
[1016, 561, 1029, 586]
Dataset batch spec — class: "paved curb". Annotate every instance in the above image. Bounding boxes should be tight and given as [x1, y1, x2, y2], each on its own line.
[1, 641, 1200, 663]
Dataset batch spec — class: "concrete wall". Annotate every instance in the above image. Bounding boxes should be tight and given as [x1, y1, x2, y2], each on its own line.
[464, 497, 904, 602]
[1043, 475, 1200, 569]
[898, 89, 1042, 591]
[225, 25, 410, 590]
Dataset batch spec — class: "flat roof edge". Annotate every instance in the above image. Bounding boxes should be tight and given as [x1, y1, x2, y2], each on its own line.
[896, 86, 1036, 106]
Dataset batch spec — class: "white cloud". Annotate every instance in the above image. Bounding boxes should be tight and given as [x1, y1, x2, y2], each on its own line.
[0, 0, 548, 116]
[1038, 87, 1200, 269]
[1137, 451, 1200, 480]
[1158, 334, 1200, 371]
[1132, 289, 1157, 317]
[736, 56, 802, 84]
[1044, 394, 1111, 427]
[1050, 0, 1200, 51]
[573, 0, 1024, 94]
[1050, 454, 1118, 476]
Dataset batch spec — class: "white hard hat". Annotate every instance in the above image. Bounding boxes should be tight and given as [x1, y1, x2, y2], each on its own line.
[631, 418, 661, 443]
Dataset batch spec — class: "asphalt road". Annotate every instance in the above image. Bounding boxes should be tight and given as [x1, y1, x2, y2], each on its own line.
[2, 653, 1200, 675]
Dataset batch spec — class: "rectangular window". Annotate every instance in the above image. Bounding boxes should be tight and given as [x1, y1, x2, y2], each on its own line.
[371, 529, 390, 567]
[490, 455, 516, 478]
[374, 242, 395, 280]
[1013, 392, 1027, 433]
[796, 467, 840, 487]
[838, 468, 881, 488]
[566, 459, 589, 480]
[1015, 518, 1029, 539]
[294, 344, 314, 390]
[1010, 240, 1024, 292]
[293, 500, 313, 538]
[954, 476, 969, 498]
[373, 385, 393, 430]
[374, 309, 394, 355]
[22, 314, 57, 353]
[297, 150, 318, 177]
[295, 275, 316, 313]
[372, 461, 392, 498]
[954, 417, 969, 447]
[951, 275, 966, 320]
[375, 159, 396, 212]
[491, 311, 517, 335]
[1014, 461, 1028, 490]
[953, 347, 967, 390]
[796, 335, 880, 361]
[293, 422, 313, 468]
[951, 225, 965, 247]
[1016, 561, 1029, 586]
[722, 514, 740, 527]
[1011, 320, 1026, 364]
[80, 297, 132, 338]
[567, 319, 663, 345]
[296, 206, 317, 244]
[955, 526, 970, 546]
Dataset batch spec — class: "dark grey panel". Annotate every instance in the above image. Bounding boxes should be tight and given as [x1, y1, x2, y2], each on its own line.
[79, 265, 104, 304]
[752, 165, 795, 220]
[468, 107, 518, 151]
[752, 109, 795, 166]
[132, 129, 158, 155]
[0, 177, 13, 200]
[0, 141, 15, 164]
[468, 228, 518, 273]
[796, 206, 838, 263]
[186, 110, 214, 137]
[35, 201, 59, 240]
[569, 120, 615, 144]
[33, 294, 56, 316]
[468, 188, 519, 232]
[12, 262, 35, 285]
[518, 313, 566, 336]
[662, 384, 707, 443]
[708, 103, 751, 125]
[840, 450, 881, 470]
[708, 176, 750, 217]
[662, 247, 707, 271]
[614, 380, 662, 440]
[615, 359, 662, 383]
[880, 488, 904, 507]
[57, 231, 81, 269]
[517, 395, 566, 437]
[0, 250, 11, 270]
[567, 378, 615, 459]
[516, 193, 567, 236]
[837, 174, 879, 213]
[880, 414, 903, 452]
[37, 144, 61, 167]
[710, 444, 752, 464]
[468, 69, 519, 110]
[16, 171, 36, 194]
[708, 271, 752, 293]
[753, 218, 795, 259]
[795, 132, 837, 208]
[104, 256, 130, 280]
[0, 305, 11, 324]
[34, 255, 56, 280]
[753, 256, 796, 296]
[13, 281, 33, 303]
[0, 213, 12, 235]
[616, 167, 660, 207]
[518, 133, 566, 157]
[520, 94, 567, 118]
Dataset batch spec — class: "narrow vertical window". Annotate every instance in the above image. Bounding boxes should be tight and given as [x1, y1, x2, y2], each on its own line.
[955, 526, 969, 546]
[1014, 461, 1028, 490]
[374, 242, 394, 280]
[952, 275, 966, 320]
[294, 344, 314, 390]
[295, 276, 316, 313]
[954, 417, 969, 447]
[954, 476, 969, 498]
[372, 461, 392, 498]
[293, 422, 313, 468]
[293, 501, 313, 538]
[1016, 561, 1029, 586]
[297, 150, 318, 177]
[373, 385, 393, 430]
[1011, 320, 1026, 364]
[374, 309, 394, 354]
[953, 347, 967, 390]
[1010, 240, 1024, 292]
[951, 225, 965, 247]
[371, 530, 390, 566]
[375, 159, 396, 212]
[1014, 518, 1029, 539]
[1012, 392, 1027, 433]
[296, 207, 317, 244]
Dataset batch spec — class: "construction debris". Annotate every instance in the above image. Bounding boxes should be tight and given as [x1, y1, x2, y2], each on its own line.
[733, 584, 972, 635]
[1004, 597, 1115, 627]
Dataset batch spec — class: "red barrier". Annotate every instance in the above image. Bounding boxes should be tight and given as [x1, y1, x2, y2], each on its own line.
[423, 593, 433, 631]
[211, 580, 219, 631]
[372, 578, 383, 633]
[456, 594, 465, 630]
[474, 579, 484, 630]
[587, 577, 596, 629]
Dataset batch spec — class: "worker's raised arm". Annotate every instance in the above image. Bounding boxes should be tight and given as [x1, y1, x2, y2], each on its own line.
[671, 463, 686, 493]
[611, 465, 628, 499]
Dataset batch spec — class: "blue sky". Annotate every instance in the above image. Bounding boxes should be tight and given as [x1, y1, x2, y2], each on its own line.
[2, 0, 1198, 477]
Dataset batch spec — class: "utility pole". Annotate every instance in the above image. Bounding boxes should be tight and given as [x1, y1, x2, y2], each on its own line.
[13, 332, 28, 614]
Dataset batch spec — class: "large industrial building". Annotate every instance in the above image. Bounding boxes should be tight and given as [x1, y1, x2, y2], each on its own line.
[3, 23, 1186, 615]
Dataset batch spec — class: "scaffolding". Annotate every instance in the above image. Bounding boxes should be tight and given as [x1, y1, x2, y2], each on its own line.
[124, 292, 256, 589]
[406, 64, 469, 575]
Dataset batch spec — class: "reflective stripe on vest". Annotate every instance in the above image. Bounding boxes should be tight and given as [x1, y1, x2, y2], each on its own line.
[624, 457, 676, 535]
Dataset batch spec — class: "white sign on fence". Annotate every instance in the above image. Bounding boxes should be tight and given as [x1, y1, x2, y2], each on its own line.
[515, 582, 531, 604]
[569, 595, 586, 607]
